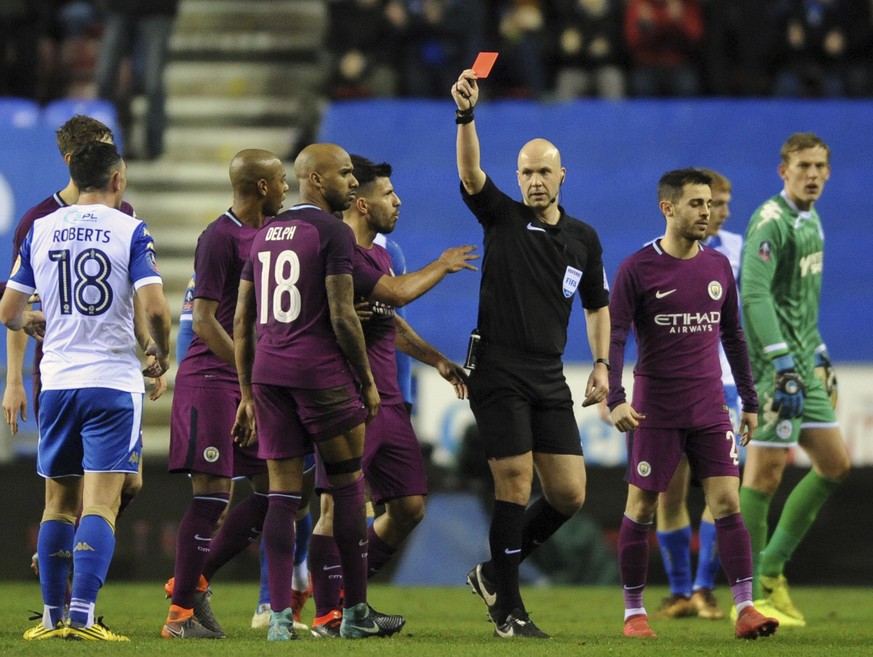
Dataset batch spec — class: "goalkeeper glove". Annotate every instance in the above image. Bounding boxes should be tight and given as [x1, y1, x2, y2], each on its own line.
[814, 347, 838, 409]
[772, 354, 806, 419]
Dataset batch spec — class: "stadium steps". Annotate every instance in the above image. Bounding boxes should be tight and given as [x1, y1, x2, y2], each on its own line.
[171, 0, 324, 60]
[124, 0, 326, 452]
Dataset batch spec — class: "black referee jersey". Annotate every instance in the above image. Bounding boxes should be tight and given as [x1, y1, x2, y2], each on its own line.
[462, 176, 609, 357]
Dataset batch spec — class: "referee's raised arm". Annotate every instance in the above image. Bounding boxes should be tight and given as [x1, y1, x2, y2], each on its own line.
[452, 68, 486, 196]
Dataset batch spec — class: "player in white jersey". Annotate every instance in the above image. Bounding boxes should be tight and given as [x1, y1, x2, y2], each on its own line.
[0, 141, 171, 642]
[654, 168, 743, 621]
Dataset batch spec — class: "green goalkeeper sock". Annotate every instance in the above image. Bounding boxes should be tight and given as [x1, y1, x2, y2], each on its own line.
[760, 470, 840, 579]
[740, 486, 771, 600]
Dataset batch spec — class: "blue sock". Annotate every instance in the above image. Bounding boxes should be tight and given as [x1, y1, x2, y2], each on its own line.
[257, 539, 269, 606]
[294, 513, 312, 565]
[693, 520, 720, 591]
[37, 519, 75, 626]
[656, 525, 692, 596]
[69, 515, 115, 628]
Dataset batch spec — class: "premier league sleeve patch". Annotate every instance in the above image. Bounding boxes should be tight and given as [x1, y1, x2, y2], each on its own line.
[563, 266, 582, 298]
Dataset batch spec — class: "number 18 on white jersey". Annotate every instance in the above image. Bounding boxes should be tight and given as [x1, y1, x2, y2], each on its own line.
[7, 203, 162, 393]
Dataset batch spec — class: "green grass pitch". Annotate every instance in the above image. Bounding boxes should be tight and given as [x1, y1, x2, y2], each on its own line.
[2, 583, 872, 655]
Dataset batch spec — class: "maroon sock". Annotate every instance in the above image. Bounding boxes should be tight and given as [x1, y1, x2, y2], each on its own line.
[203, 492, 269, 581]
[263, 492, 301, 612]
[714, 513, 754, 606]
[171, 493, 230, 609]
[309, 533, 343, 617]
[618, 515, 651, 611]
[330, 478, 367, 608]
[366, 524, 397, 578]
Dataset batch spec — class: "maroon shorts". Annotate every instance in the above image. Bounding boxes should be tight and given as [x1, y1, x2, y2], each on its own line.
[315, 402, 427, 504]
[168, 383, 265, 478]
[253, 381, 366, 461]
[625, 418, 739, 493]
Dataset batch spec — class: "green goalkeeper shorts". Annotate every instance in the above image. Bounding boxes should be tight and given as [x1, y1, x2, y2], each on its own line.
[750, 369, 838, 446]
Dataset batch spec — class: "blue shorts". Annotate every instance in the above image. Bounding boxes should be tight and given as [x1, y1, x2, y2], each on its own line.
[37, 388, 143, 478]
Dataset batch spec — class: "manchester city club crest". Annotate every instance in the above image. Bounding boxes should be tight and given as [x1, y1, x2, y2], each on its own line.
[708, 280, 723, 300]
[636, 461, 652, 477]
[203, 446, 220, 463]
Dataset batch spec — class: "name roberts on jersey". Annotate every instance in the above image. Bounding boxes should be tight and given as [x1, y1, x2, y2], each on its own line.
[52, 226, 112, 243]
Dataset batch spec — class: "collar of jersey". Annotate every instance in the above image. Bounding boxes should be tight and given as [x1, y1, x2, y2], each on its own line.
[223, 209, 243, 226]
[779, 190, 812, 222]
[290, 203, 322, 212]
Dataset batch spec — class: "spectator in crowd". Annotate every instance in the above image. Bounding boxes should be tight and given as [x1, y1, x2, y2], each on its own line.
[772, 0, 871, 97]
[623, 0, 704, 97]
[551, 0, 627, 100]
[391, 0, 485, 97]
[94, 0, 178, 160]
[492, 0, 549, 98]
[702, 0, 781, 96]
[326, 0, 402, 98]
[843, 0, 873, 96]
[0, 1, 52, 100]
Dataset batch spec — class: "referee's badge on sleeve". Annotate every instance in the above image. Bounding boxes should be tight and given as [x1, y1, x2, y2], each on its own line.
[563, 266, 582, 298]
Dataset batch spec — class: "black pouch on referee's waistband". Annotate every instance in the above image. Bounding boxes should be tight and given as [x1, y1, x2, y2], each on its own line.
[464, 329, 481, 370]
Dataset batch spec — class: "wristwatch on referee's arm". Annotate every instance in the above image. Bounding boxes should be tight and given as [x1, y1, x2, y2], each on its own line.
[594, 358, 611, 371]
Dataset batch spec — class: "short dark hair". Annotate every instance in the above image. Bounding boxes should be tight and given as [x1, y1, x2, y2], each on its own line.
[658, 168, 712, 204]
[69, 141, 123, 192]
[780, 132, 830, 164]
[55, 115, 114, 158]
[350, 154, 392, 190]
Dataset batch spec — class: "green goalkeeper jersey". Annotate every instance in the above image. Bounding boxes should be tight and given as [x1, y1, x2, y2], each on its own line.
[741, 192, 825, 382]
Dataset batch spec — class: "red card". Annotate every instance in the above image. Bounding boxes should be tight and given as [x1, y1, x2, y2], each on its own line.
[472, 52, 499, 78]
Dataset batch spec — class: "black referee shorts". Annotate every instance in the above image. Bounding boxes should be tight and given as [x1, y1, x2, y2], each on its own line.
[467, 343, 583, 459]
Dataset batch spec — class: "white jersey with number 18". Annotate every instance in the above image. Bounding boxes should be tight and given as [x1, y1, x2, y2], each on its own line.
[8, 203, 161, 393]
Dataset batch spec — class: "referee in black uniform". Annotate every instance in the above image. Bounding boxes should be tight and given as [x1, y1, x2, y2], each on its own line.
[453, 68, 611, 639]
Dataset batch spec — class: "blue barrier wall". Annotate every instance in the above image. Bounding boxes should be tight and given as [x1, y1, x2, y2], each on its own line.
[1, 102, 112, 440]
[0, 126, 69, 272]
[319, 99, 873, 364]
[1, 98, 121, 278]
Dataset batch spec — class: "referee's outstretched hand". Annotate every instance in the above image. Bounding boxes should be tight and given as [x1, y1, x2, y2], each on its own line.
[581, 365, 609, 407]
